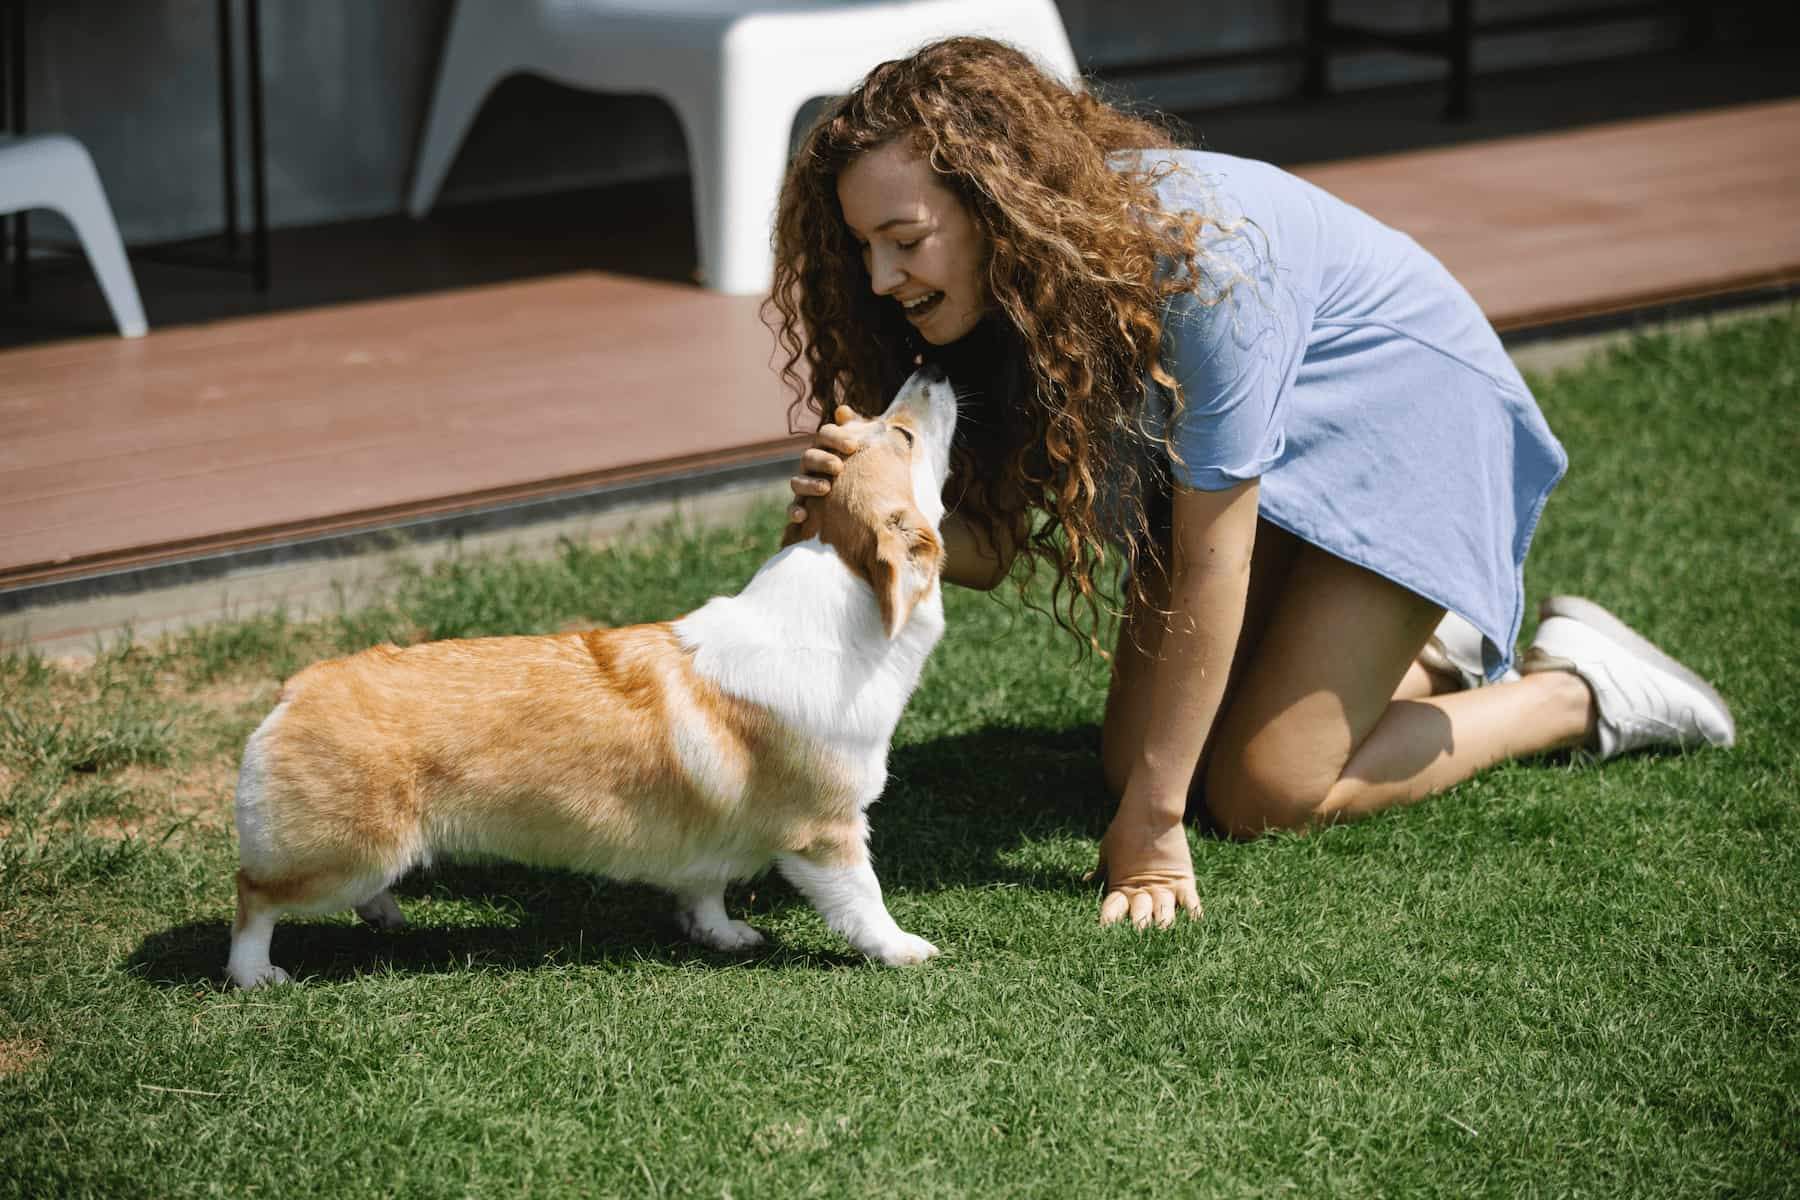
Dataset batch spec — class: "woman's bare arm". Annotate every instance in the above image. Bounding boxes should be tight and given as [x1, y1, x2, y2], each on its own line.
[939, 508, 1023, 590]
[1098, 477, 1259, 928]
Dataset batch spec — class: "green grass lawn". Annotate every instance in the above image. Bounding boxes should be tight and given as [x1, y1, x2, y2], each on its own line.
[2, 311, 1796, 1198]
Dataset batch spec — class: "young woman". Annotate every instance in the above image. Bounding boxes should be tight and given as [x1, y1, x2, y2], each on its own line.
[770, 37, 1735, 929]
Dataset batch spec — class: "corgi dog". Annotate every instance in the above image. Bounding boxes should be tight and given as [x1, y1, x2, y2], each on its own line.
[227, 366, 957, 988]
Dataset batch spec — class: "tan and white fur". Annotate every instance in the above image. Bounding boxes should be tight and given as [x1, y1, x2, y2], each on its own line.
[228, 367, 958, 987]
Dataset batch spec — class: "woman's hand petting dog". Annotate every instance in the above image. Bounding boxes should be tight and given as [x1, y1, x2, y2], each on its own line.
[789, 405, 887, 523]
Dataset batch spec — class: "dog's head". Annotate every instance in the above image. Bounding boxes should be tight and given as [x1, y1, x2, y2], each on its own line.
[783, 365, 959, 638]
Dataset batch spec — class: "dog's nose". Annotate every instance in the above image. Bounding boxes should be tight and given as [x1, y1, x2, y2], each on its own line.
[916, 362, 948, 385]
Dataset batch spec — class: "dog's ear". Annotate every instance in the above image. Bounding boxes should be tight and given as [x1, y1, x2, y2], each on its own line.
[870, 509, 945, 639]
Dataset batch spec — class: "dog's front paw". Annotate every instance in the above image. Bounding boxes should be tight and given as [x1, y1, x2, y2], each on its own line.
[870, 932, 940, 967]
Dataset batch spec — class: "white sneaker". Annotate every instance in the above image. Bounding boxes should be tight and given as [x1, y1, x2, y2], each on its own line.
[1419, 611, 1519, 690]
[1520, 595, 1736, 760]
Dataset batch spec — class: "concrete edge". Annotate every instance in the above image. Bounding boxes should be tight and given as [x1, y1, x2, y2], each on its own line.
[2, 460, 795, 659]
[1503, 293, 1796, 379]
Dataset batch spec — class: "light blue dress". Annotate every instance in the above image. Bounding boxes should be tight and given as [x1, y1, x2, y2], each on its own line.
[1123, 150, 1567, 679]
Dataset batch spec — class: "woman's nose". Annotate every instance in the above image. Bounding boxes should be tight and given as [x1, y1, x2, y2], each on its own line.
[868, 246, 904, 295]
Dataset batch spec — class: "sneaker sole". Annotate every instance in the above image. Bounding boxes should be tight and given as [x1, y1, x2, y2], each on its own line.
[1536, 595, 1736, 746]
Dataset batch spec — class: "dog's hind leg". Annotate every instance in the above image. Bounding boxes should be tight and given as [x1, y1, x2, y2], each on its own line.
[776, 847, 939, 966]
[230, 867, 401, 987]
[353, 889, 408, 931]
[228, 870, 291, 989]
[673, 888, 766, 952]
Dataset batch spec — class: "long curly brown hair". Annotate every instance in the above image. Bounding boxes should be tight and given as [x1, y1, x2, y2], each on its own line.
[766, 36, 1212, 647]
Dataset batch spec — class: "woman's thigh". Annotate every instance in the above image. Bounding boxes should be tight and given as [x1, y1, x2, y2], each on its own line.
[1202, 541, 1444, 836]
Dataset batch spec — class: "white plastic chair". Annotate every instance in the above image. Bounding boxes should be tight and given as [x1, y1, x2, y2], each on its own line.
[0, 134, 148, 338]
[407, 0, 1079, 295]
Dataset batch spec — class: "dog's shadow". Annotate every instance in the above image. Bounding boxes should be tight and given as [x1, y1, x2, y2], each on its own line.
[870, 721, 1114, 887]
[126, 723, 1111, 989]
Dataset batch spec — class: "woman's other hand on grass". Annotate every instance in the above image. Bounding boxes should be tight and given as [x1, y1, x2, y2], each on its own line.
[788, 405, 885, 523]
[1095, 814, 1203, 930]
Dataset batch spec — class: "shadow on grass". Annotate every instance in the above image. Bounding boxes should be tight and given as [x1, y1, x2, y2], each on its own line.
[874, 721, 1115, 887]
[125, 722, 1115, 988]
[125, 877, 869, 989]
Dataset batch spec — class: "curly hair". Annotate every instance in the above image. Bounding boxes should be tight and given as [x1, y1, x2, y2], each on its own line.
[765, 35, 1214, 648]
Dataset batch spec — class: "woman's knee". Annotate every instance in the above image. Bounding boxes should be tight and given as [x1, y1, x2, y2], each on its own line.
[1202, 742, 1331, 838]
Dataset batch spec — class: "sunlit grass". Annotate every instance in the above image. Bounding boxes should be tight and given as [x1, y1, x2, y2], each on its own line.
[1, 311, 1795, 1198]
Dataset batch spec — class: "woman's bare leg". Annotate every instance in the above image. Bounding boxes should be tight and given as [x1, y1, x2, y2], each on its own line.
[1103, 523, 1461, 802]
[1322, 673, 1592, 820]
[1398, 661, 1459, 700]
[1199, 542, 1594, 836]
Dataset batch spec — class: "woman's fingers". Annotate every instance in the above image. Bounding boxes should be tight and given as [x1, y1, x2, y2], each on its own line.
[788, 439, 853, 524]
[1096, 886, 1162, 929]
[1128, 889, 1154, 930]
[787, 409, 888, 526]
[787, 473, 829, 528]
[1179, 880, 1203, 920]
[1097, 883, 1201, 929]
[815, 424, 868, 456]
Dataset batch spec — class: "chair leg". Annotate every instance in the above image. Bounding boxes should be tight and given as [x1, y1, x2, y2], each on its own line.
[673, 61, 813, 296]
[715, 89, 801, 295]
[55, 145, 147, 338]
[406, 0, 520, 218]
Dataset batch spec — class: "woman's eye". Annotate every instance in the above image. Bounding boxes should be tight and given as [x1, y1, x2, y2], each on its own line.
[895, 238, 921, 251]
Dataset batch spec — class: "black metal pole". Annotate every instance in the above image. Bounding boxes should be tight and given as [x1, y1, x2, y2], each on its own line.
[8, 0, 28, 303]
[1682, 0, 1714, 51]
[219, 0, 239, 257]
[1301, 0, 1329, 102]
[2, 1, 8, 302]
[1445, 0, 1473, 122]
[246, 0, 268, 291]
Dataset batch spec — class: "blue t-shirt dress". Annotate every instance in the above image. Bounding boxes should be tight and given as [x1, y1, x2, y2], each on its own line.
[1122, 150, 1567, 679]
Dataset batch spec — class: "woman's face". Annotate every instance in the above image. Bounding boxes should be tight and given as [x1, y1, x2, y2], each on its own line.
[836, 140, 991, 345]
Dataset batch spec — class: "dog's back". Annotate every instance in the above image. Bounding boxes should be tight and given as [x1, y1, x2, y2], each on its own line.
[243, 627, 837, 886]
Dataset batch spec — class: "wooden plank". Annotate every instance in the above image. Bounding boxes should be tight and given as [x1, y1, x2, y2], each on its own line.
[0, 273, 806, 583]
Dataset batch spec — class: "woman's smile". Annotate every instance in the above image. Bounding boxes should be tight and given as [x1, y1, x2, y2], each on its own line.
[836, 140, 990, 344]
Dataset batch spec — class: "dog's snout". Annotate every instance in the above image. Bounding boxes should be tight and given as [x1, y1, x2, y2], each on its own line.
[888, 366, 958, 477]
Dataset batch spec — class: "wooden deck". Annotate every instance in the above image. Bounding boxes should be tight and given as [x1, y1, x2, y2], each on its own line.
[1, 275, 798, 591]
[1301, 100, 1800, 330]
[3, 99, 1797, 606]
